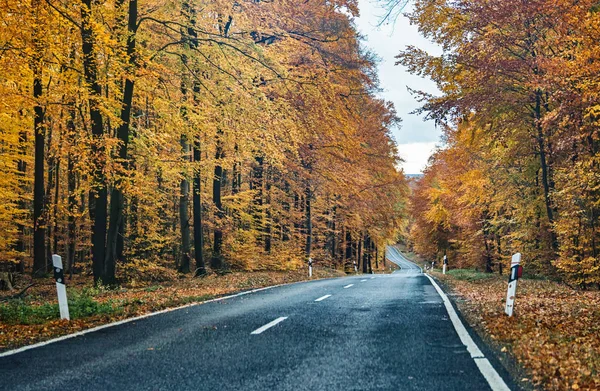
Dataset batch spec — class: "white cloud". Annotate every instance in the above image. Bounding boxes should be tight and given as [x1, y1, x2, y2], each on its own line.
[397, 142, 438, 174]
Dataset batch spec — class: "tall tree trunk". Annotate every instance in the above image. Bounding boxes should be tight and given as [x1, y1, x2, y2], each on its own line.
[282, 182, 291, 242]
[232, 144, 241, 195]
[354, 239, 362, 270]
[252, 155, 264, 245]
[81, 0, 108, 284]
[329, 204, 337, 260]
[16, 112, 27, 273]
[264, 165, 272, 253]
[211, 130, 225, 271]
[362, 234, 369, 274]
[67, 107, 77, 277]
[534, 90, 558, 254]
[44, 123, 55, 272]
[179, 136, 191, 273]
[304, 184, 312, 260]
[345, 228, 353, 271]
[32, 0, 46, 277]
[53, 158, 60, 259]
[105, 0, 137, 284]
[368, 239, 374, 273]
[192, 140, 205, 276]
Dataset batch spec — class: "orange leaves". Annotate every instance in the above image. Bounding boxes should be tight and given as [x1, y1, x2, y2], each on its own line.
[438, 272, 600, 390]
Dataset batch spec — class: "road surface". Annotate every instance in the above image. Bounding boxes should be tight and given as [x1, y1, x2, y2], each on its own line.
[0, 247, 515, 391]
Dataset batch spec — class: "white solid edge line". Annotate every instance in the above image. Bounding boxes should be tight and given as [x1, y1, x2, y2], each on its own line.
[0, 282, 297, 358]
[314, 294, 332, 302]
[424, 274, 511, 391]
[343, 284, 354, 289]
[250, 317, 288, 335]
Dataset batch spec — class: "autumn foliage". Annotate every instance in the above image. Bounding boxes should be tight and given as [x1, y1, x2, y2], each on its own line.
[0, 1, 406, 283]
[435, 270, 600, 390]
[401, 0, 600, 287]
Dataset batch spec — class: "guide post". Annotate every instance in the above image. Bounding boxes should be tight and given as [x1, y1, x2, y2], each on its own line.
[52, 254, 70, 320]
[505, 253, 523, 317]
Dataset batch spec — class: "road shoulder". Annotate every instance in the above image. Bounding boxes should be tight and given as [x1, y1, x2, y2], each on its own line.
[427, 272, 527, 391]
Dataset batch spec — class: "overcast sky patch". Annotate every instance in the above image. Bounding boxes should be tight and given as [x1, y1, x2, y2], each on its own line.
[354, 0, 442, 174]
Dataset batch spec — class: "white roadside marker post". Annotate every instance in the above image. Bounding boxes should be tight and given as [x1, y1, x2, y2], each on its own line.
[308, 258, 313, 278]
[443, 254, 448, 275]
[504, 253, 523, 317]
[52, 254, 70, 320]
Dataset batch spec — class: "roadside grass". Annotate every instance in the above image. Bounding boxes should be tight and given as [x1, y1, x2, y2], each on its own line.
[0, 290, 121, 325]
[445, 268, 497, 282]
[0, 268, 345, 351]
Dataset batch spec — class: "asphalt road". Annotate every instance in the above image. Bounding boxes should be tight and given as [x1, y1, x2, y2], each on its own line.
[0, 247, 514, 391]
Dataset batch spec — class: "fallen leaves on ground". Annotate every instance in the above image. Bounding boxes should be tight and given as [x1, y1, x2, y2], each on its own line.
[434, 271, 600, 391]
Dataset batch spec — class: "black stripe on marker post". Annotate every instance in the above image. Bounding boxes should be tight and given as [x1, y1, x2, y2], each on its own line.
[54, 266, 65, 285]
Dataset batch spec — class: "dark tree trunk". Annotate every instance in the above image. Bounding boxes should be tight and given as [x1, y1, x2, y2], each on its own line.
[178, 136, 191, 273]
[192, 140, 205, 276]
[282, 182, 291, 242]
[534, 90, 558, 254]
[264, 164, 272, 253]
[32, 8, 46, 277]
[362, 235, 369, 274]
[345, 229, 353, 272]
[211, 130, 225, 271]
[105, 0, 137, 284]
[304, 184, 312, 260]
[44, 123, 55, 272]
[82, 0, 108, 284]
[16, 115, 27, 273]
[293, 192, 300, 240]
[357, 237, 362, 272]
[369, 240, 374, 273]
[53, 158, 60, 259]
[232, 144, 241, 196]
[67, 107, 77, 277]
[330, 206, 337, 260]
[252, 156, 264, 245]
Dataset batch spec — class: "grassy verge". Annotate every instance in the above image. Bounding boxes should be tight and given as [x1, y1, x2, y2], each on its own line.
[427, 268, 600, 391]
[0, 268, 345, 351]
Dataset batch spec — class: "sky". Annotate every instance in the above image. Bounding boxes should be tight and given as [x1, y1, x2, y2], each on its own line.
[353, 0, 442, 174]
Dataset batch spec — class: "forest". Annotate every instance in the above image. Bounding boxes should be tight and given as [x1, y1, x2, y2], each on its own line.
[0, 0, 407, 286]
[402, 0, 600, 288]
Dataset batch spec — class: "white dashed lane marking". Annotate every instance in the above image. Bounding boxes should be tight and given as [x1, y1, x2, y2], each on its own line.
[315, 295, 331, 302]
[250, 317, 288, 335]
